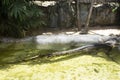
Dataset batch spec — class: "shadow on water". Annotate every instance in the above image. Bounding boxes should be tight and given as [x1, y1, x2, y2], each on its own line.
[0, 40, 85, 68]
[0, 50, 120, 70]
[109, 47, 120, 64]
[1, 48, 120, 68]
[26, 48, 120, 65]
[0, 38, 120, 69]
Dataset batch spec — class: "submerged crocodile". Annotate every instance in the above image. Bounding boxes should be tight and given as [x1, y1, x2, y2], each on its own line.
[19, 36, 120, 62]
[6, 36, 120, 63]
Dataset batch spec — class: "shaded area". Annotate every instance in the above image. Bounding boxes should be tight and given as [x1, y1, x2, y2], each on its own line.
[41, 1, 120, 30]
[0, 40, 84, 64]
[0, 39, 120, 65]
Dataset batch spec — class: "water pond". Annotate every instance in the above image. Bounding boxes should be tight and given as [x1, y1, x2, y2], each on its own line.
[0, 34, 120, 80]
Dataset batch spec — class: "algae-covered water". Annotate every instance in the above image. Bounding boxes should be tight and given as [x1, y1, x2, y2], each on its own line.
[0, 36, 120, 80]
[0, 40, 81, 63]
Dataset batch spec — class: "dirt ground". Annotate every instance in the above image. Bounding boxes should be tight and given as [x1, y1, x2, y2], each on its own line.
[39, 26, 120, 36]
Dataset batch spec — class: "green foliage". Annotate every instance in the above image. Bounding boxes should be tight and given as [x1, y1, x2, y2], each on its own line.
[0, 0, 44, 37]
[109, 3, 120, 12]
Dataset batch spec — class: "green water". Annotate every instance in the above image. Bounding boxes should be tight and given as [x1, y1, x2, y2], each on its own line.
[0, 40, 85, 63]
[0, 39, 120, 64]
[0, 40, 120, 80]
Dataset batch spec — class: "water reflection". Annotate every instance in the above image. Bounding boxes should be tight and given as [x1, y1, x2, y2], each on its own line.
[0, 39, 83, 63]
[35, 34, 110, 44]
[0, 34, 111, 63]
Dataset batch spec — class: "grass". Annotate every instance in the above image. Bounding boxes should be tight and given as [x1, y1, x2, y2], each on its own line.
[0, 52, 120, 80]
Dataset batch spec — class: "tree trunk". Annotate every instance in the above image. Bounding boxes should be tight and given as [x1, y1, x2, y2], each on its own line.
[83, 0, 94, 33]
[75, 0, 81, 30]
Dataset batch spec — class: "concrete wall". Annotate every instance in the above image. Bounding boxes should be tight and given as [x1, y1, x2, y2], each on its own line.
[45, 2, 119, 28]
[79, 3, 118, 26]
